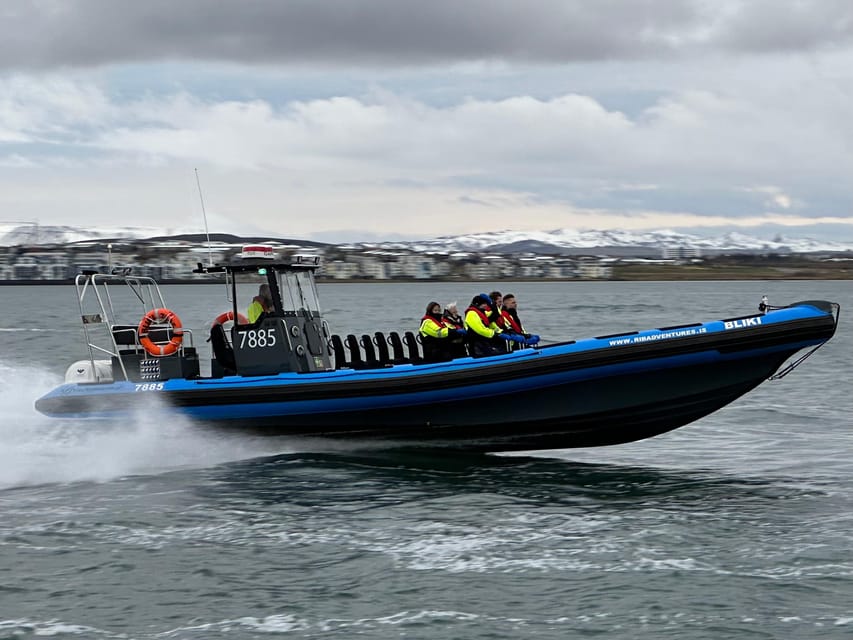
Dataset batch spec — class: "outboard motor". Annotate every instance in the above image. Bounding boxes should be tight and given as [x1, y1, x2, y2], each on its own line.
[65, 359, 113, 384]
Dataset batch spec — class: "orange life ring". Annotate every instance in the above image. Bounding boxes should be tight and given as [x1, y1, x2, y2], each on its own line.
[211, 310, 249, 328]
[138, 308, 184, 357]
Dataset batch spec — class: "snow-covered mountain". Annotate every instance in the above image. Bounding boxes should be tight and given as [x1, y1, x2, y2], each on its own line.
[0, 223, 199, 246]
[0, 223, 333, 248]
[367, 228, 853, 254]
[2, 223, 851, 254]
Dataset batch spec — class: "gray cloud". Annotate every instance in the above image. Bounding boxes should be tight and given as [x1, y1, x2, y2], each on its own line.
[714, 0, 853, 53]
[2, 0, 852, 70]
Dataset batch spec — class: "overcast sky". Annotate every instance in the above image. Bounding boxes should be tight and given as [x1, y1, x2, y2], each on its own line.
[1, 0, 852, 241]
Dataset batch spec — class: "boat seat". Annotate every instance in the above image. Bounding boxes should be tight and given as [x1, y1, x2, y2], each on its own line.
[330, 334, 348, 369]
[344, 334, 367, 370]
[111, 324, 139, 346]
[112, 325, 179, 347]
[208, 324, 236, 375]
[360, 334, 382, 368]
[373, 332, 392, 366]
[403, 331, 422, 363]
[387, 332, 410, 364]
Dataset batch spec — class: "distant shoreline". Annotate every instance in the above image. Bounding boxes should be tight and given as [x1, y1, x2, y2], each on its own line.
[1, 273, 851, 286]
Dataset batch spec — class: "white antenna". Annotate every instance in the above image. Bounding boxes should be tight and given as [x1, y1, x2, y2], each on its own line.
[194, 167, 213, 267]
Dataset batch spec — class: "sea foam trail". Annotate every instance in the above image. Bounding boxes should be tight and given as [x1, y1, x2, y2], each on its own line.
[0, 362, 296, 490]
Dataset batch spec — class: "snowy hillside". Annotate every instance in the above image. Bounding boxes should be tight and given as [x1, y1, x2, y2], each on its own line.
[0, 223, 197, 246]
[371, 228, 853, 254]
[2, 223, 851, 254]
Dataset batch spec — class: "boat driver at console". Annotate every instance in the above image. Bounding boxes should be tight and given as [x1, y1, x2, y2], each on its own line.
[248, 283, 274, 323]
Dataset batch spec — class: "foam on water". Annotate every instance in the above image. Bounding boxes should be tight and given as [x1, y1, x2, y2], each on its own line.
[0, 362, 300, 489]
[3, 610, 848, 639]
[0, 620, 114, 638]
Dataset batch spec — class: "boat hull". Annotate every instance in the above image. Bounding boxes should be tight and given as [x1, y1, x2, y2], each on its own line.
[35, 301, 838, 451]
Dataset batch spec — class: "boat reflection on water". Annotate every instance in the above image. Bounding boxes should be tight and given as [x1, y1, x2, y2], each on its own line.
[189, 447, 815, 518]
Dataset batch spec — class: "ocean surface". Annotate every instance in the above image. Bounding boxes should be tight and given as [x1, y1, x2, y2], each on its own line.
[0, 280, 851, 639]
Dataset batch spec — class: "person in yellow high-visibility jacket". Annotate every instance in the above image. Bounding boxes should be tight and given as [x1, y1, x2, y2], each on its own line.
[248, 283, 273, 323]
[419, 301, 463, 362]
[464, 293, 524, 357]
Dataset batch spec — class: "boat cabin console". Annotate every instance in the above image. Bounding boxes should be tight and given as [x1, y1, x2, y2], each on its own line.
[196, 251, 333, 377]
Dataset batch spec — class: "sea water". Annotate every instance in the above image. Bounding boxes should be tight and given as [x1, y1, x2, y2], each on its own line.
[0, 280, 851, 639]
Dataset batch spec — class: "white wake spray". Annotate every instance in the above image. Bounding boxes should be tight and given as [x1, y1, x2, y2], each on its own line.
[0, 362, 296, 489]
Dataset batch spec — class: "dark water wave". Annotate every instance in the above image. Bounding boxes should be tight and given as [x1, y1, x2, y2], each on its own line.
[4, 452, 851, 638]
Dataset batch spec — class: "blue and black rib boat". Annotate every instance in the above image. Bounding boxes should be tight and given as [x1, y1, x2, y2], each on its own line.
[35, 248, 839, 452]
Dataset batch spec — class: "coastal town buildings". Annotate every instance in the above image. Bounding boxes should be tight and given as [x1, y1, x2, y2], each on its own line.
[0, 238, 616, 282]
[1, 235, 847, 282]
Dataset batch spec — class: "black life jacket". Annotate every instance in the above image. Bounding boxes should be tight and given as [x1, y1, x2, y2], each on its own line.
[442, 312, 464, 330]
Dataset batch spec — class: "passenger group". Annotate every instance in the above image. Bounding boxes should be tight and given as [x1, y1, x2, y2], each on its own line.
[418, 291, 540, 362]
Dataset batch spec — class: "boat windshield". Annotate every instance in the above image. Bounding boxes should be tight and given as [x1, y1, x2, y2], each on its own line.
[229, 267, 322, 318]
[278, 270, 322, 315]
[232, 272, 270, 317]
